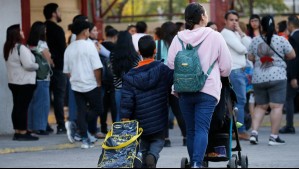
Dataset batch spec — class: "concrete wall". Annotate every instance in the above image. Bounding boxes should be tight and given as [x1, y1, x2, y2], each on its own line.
[0, 0, 22, 134]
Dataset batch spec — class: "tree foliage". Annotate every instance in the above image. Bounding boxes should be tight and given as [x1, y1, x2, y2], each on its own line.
[235, 0, 289, 15]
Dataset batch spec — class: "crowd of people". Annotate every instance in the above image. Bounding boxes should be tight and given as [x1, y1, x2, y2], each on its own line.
[3, 2, 299, 168]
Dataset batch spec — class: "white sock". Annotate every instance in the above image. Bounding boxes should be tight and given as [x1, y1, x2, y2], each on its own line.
[270, 134, 278, 139]
[251, 130, 258, 135]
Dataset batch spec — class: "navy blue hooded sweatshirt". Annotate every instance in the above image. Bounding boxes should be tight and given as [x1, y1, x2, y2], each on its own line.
[120, 61, 173, 136]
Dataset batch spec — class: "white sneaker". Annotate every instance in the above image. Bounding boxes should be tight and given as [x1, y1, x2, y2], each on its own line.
[269, 136, 286, 146]
[81, 139, 95, 149]
[87, 132, 98, 143]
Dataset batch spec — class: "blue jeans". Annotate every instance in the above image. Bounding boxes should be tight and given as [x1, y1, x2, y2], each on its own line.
[229, 69, 247, 133]
[28, 81, 50, 131]
[67, 80, 77, 122]
[114, 89, 121, 122]
[179, 92, 217, 167]
[140, 131, 165, 167]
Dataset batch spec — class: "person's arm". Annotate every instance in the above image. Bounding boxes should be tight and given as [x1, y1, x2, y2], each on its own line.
[167, 36, 180, 69]
[120, 78, 135, 120]
[56, 27, 67, 57]
[99, 44, 111, 58]
[217, 33, 233, 77]
[286, 36, 298, 88]
[221, 29, 248, 55]
[19, 45, 39, 71]
[41, 48, 55, 67]
[94, 69, 102, 87]
[90, 42, 104, 87]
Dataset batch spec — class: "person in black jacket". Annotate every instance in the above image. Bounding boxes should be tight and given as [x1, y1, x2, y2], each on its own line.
[280, 15, 299, 134]
[43, 3, 67, 134]
[121, 36, 173, 168]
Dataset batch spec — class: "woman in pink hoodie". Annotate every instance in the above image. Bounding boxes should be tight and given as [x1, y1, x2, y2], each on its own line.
[167, 3, 232, 168]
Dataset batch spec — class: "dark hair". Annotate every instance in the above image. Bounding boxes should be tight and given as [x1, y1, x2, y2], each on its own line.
[71, 20, 90, 35]
[138, 35, 156, 58]
[248, 14, 261, 38]
[288, 15, 299, 28]
[127, 25, 136, 31]
[73, 15, 88, 23]
[175, 22, 184, 31]
[184, 3, 205, 30]
[224, 10, 239, 20]
[105, 25, 114, 34]
[3, 24, 22, 61]
[136, 21, 147, 33]
[261, 15, 276, 45]
[278, 20, 287, 33]
[154, 27, 162, 40]
[106, 28, 119, 38]
[43, 3, 59, 20]
[110, 31, 139, 78]
[207, 21, 216, 27]
[27, 21, 46, 47]
[161, 22, 178, 48]
[89, 22, 95, 32]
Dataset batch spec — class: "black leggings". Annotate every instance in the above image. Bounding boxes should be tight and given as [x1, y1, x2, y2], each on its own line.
[9, 84, 36, 130]
[166, 95, 187, 138]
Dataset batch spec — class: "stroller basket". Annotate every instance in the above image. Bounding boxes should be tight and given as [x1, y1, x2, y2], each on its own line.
[98, 121, 143, 168]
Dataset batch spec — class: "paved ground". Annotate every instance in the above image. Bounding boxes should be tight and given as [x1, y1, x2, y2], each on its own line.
[0, 114, 299, 168]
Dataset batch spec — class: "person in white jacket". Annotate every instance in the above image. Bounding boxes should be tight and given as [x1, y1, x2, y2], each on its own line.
[221, 10, 252, 140]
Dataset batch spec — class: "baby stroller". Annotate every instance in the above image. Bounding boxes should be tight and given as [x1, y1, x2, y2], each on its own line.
[181, 77, 249, 168]
[98, 120, 143, 168]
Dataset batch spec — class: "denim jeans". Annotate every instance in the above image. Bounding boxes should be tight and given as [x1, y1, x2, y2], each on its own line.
[229, 69, 247, 133]
[179, 92, 217, 167]
[140, 131, 165, 167]
[74, 87, 102, 138]
[28, 81, 50, 131]
[50, 69, 67, 127]
[67, 80, 77, 122]
[114, 89, 121, 122]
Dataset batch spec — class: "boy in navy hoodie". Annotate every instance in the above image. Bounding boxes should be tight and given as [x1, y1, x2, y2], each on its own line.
[121, 35, 173, 168]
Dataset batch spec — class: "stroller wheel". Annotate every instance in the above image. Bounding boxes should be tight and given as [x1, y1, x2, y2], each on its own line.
[228, 155, 238, 168]
[181, 158, 189, 168]
[241, 155, 248, 168]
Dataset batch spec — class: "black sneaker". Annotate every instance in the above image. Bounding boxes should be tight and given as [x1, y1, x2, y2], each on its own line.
[12, 133, 20, 141]
[164, 139, 171, 147]
[250, 133, 258, 145]
[145, 154, 156, 168]
[269, 136, 285, 146]
[46, 124, 54, 133]
[279, 126, 295, 134]
[15, 133, 39, 141]
[33, 130, 49, 136]
[57, 126, 67, 134]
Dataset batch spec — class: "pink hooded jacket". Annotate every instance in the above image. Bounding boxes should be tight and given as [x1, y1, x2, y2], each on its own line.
[167, 27, 232, 102]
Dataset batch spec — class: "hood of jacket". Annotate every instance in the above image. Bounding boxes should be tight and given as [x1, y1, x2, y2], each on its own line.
[123, 61, 165, 91]
[177, 27, 214, 46]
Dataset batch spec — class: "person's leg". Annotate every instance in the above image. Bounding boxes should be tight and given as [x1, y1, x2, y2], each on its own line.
[280, 83, 297, 133]
[114, 89, 121, 122]
[68, 81, 77, 122]
[9, 84, 21, 132]
[41, 81, 51, 131]
[192, 93, 217, 167]
[140, 138, 151, 168]
[269, 103, 284, 135]
[73, 91, 88, 139]
[100, 85, 108, 133]
[169, 95, 187, 137]
[108, 86, 117, 123]
[251, 104, 268, 132]
[51, 70, 67, 132]
[147, 132, 165, 168]
[86, 87, 102, 135]
[179, 94, 195, 163]
[229, 70, 247, 133]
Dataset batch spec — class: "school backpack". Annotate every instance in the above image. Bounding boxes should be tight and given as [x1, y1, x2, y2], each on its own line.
[17, 44, 50, 80]
[174, 37, 216, 93]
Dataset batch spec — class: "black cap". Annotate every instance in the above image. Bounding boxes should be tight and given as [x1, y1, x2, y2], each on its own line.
[71, 20, 90, 35]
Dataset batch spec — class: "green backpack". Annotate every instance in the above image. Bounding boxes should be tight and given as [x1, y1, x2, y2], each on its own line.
[17, 44, 50, 80]
[174, 37, 216, 93]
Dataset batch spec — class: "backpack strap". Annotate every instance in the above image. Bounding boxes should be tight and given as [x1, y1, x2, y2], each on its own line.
[17, 44, 21, 56]
[178, 36, 186, 50]
[207, 60, 218, 76]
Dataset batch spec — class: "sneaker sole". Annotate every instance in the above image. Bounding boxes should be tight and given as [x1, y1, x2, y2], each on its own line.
[145, 155, 156, 168]
[268, 141, 286, 146]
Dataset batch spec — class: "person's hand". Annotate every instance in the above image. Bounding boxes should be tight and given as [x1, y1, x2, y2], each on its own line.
[95, 42, 101, 52]
[235, 23, 245, 37]
[291, 79, 298, 89]
[121, 118, 130, 122]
